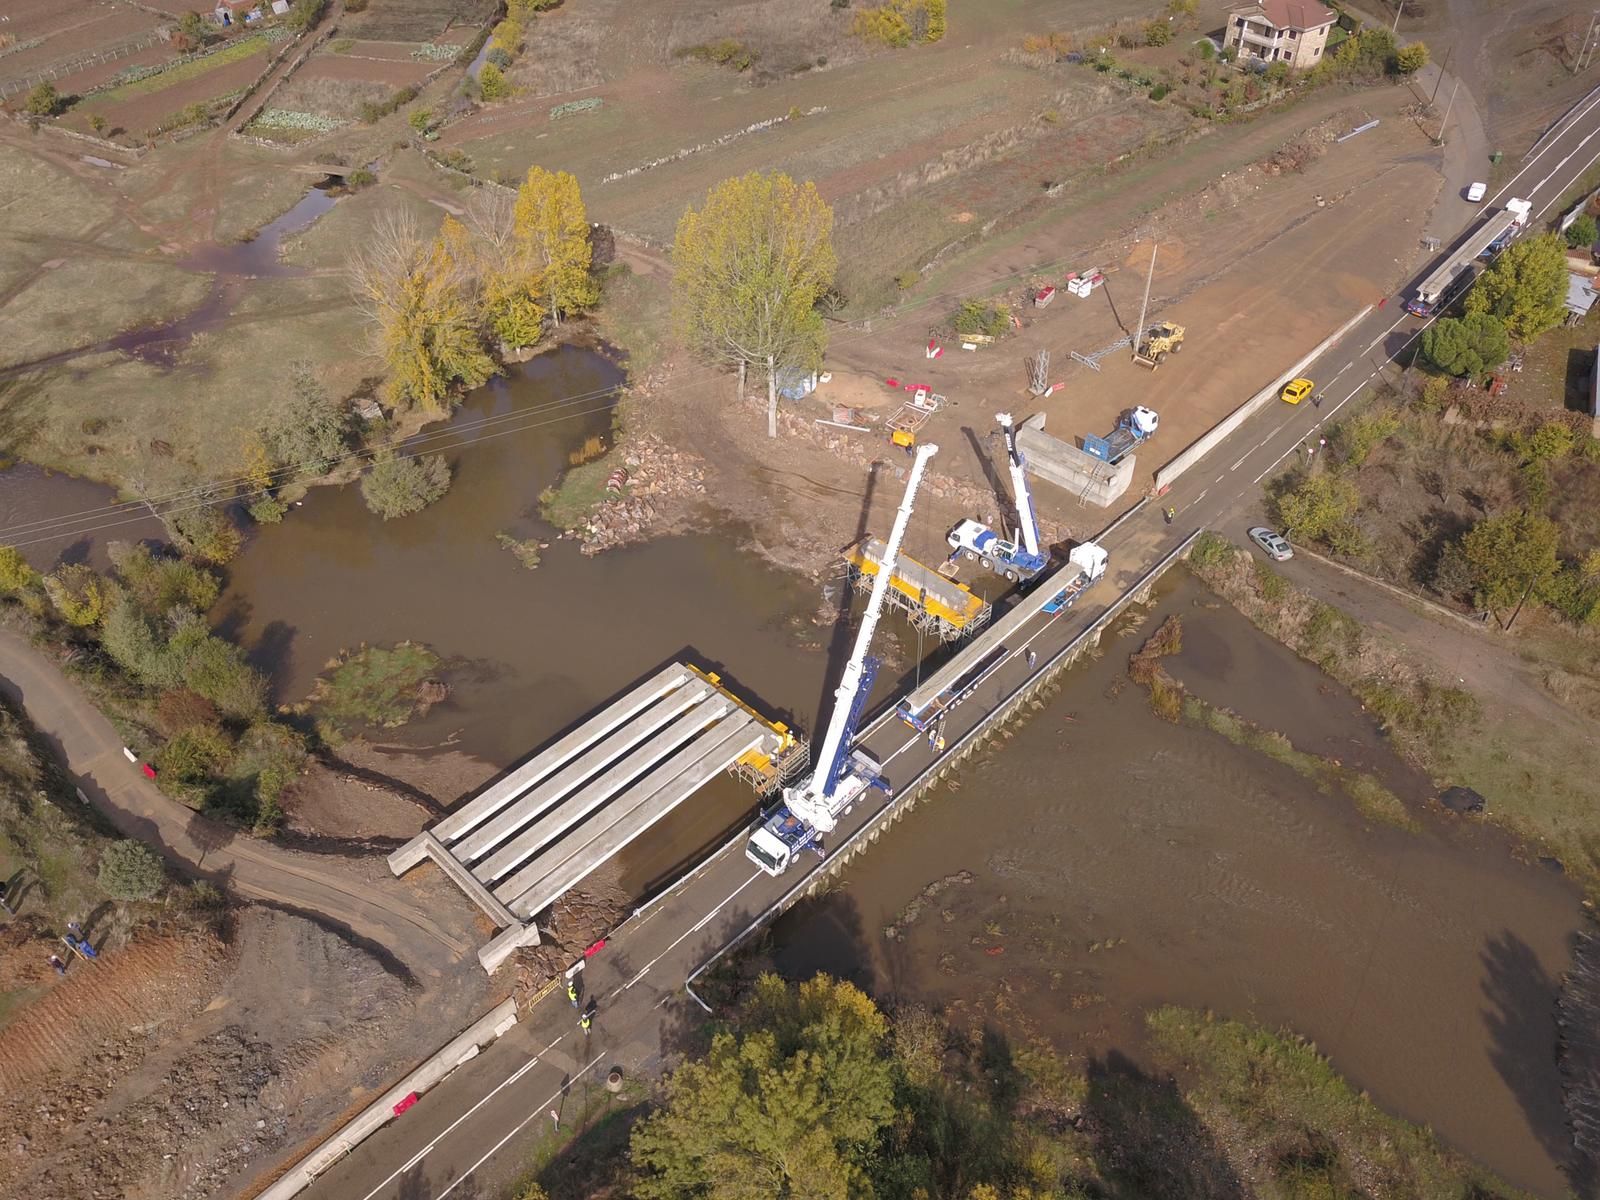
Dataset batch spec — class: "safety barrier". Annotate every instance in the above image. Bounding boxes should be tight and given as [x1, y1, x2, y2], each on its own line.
[686, 528, 1202, 1007]
[1152, 307, 1370, 493]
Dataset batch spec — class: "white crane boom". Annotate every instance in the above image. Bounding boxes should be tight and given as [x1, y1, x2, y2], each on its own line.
[788, 442, 938, 827]
[995, 413, 1040, 558]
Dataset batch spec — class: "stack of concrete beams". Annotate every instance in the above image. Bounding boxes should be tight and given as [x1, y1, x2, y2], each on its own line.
[388, 663, 777, 971]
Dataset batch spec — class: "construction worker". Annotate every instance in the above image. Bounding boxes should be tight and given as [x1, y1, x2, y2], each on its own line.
[1163, 505, 1176, 525]
[579, 1011, 593, 1034]
[567, 979, 580, 1008]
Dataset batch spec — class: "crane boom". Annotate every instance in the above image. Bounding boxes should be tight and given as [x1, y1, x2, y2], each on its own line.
[995, 413, 1040, 558]
[788, 442, 938, 829]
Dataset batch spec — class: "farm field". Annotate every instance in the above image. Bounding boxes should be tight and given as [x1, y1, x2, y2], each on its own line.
[334, 0, 498, 44]
[0, 0, 165, 92]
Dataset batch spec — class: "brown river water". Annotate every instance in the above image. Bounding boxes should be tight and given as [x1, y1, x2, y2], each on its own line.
[773, 577, 1583, 1197]
[0, 345, 1582, 1194]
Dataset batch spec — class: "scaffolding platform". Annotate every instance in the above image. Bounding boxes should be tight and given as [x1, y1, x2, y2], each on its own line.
[845, 537, 991, 642]
[388, 662, 799, 971]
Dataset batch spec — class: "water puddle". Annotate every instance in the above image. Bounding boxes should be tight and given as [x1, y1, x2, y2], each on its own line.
[54, 178, 344, 370]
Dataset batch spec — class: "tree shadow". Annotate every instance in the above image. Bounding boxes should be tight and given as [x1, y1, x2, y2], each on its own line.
[395, 1160, 485, 1200]
[1564, 346, 1593, 414]
[1558, 928, 1600, 1199]
[246, 618, 298, 679]
[1083, 1049, 1247, 1199]
[1481, 930, 1577, 1189]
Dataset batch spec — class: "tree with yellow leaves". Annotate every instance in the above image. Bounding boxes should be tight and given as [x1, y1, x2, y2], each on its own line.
[672, 171, 836, 437]
[349, 212, 495, 415]
[512, 166, 597, 326]
[460, 188, 547, 350]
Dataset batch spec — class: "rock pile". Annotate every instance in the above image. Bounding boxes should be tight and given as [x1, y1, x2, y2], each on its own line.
[575, 433, 708, 555]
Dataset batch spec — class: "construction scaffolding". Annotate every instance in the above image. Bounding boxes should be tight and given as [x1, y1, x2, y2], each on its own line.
[845, 538, 992, 642]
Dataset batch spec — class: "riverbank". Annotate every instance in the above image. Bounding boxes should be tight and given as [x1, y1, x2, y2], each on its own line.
[1189, 533, 1600, 898]
[763, 570, 1583, 1195]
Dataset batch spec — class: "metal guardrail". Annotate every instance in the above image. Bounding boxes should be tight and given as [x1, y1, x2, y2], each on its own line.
[684, 527, 1201, 1010]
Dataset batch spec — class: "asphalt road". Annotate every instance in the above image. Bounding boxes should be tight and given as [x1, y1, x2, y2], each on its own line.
[293, 83, 1600, 1200]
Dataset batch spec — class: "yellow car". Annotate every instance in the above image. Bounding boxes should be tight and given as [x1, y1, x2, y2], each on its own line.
[1281, 378, 1315, 405]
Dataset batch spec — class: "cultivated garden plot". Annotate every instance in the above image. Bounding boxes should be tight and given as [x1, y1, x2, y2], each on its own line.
[334, 0, 498, 44]
[0, 0, 166, 91]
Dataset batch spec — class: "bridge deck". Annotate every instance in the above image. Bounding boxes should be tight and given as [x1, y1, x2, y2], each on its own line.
[389, 662, 786, 944]
[902, 555, 1087, 715]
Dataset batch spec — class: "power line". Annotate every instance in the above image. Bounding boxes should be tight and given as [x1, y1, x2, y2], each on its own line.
[2, 147, 1191, 547]
[0, 381, 629, 543]
[3, 395, 627, 550]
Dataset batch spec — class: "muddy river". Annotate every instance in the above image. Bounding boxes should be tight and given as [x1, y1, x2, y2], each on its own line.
[773, 576, 1582, 1197]
[0, 339, 1582, 1194]
[217, 345, 846, 894]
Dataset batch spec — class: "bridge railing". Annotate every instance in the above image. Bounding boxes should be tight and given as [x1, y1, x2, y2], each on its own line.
[685, 527, 1203, 1010]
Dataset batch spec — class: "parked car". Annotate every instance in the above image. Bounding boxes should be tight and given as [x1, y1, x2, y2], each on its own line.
[1248, 527, 1294, 562]
[1466, 181, 1487, 202]
[1280, 377, 1315, 405]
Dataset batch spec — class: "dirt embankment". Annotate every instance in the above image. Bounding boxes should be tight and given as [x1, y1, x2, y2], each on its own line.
[0, 906, 487, 1200]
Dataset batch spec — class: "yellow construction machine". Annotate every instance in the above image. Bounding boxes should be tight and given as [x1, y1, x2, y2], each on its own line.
[1132, 321, 1185, 369]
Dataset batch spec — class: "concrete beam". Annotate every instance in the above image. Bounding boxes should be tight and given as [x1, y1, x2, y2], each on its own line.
[452, 679, 712, 864]
[389, 663, 692, 874]
[475, 697, 738, 885]
[502, 719, 765, 919]
[477, 919, 543, 974]
[417, 832, 518, 928]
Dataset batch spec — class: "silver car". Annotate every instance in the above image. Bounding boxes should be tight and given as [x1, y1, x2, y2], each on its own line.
[1248, 526, 1293, 562]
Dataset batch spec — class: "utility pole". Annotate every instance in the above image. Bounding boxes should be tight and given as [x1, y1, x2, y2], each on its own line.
[1437, 75, 1460, 145]
[1133, 241, 1157, 361]
[1391, 0, 1403, 33]
[1430, 43, 1453, 105]
[1586, 12, 1600, 69]
[1576, 11, 1600, 73]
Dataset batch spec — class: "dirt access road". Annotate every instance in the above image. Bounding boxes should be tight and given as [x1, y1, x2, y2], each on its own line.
[0, 629, 477, 982]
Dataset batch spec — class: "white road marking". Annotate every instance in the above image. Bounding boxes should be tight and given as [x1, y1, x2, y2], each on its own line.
[432, 1051, 608, 1200]
[1488, 87, 1600, 208]
[355, 1026, 577, 1200]
[612, 868, 764, 994]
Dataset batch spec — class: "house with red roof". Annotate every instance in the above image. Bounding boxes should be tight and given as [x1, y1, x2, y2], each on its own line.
[1223, 0, 1338, 70]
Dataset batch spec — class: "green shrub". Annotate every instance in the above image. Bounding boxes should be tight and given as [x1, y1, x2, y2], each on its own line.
[98, 839, 166, 900]
[1144, 20, 1171, 46]
[0, 546, 41, 594]
[1149, 82, 1172, 100]
[1188, 530, 1233, 570]
[952, 300, 1011, 338]
[1331, 406, 1401, 467]
[479, 62, 512, 100]
[1567, 213, 1598, 249]
[1394, 41, 1429, 73]
[1254, 561, 1289, 602]
[165, 505, 242, 564]
[361, 452, 452, 519]
[345, 166, 376, 188]
[44, 564, 109, 627]
[25, 83, 62, 117]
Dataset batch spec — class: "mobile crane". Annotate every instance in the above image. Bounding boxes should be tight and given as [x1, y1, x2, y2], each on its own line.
[745, 442, 939, 876]
[947, 412, 1048, 583]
